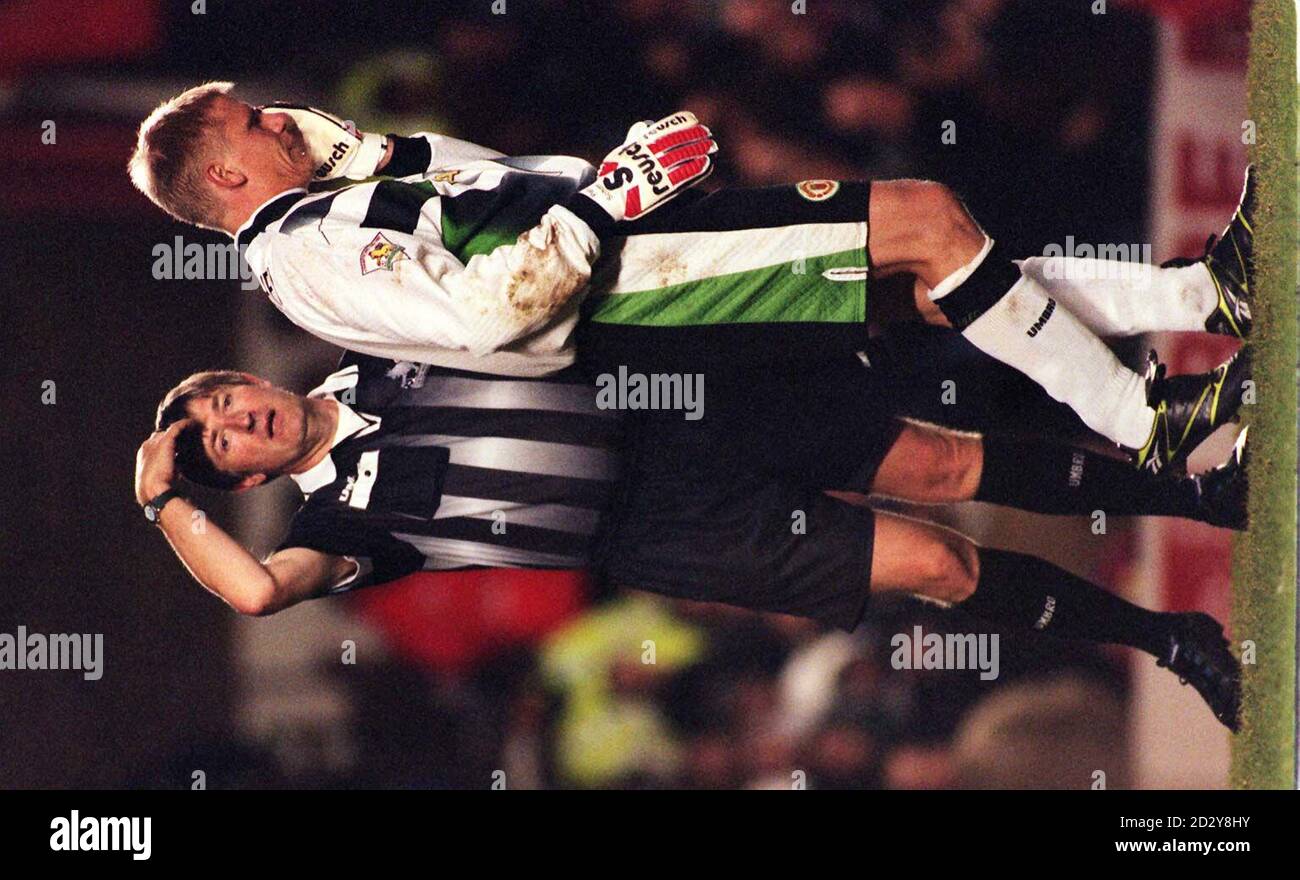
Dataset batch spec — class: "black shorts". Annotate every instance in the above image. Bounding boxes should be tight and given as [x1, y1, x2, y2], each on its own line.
[592, 365, 903, 631]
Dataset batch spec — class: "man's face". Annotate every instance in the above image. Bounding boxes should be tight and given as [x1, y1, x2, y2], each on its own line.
[207, 95, 315, 195]
[184, 380, 313, 482]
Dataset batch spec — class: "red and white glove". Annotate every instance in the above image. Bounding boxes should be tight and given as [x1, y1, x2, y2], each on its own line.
[265, 103, 388, 182]
[575, 111, 717, 225]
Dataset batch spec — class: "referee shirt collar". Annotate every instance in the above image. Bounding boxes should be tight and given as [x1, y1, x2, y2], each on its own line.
[233, 188, 308, 248]
[290, 383, 383, 496]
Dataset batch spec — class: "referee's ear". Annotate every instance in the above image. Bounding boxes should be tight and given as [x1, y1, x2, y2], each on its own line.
[231, 473, 268, 493]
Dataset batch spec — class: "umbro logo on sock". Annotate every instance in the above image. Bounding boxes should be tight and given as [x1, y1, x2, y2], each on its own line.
[1033, 595, 1058, 630]
[1068, 452, 1085, 487]
[1026, 298, 1057, 337]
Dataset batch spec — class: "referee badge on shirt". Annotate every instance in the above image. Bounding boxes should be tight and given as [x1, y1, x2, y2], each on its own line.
[360, 232, 410, 274]
[334, 446, 447, 519]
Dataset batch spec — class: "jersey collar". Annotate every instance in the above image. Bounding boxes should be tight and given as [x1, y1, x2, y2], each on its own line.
[290, 369, 383, 495]
[232, 188, 308, 248]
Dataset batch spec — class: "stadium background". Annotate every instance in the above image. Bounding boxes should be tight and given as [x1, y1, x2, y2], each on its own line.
[0, 0, 1258, 788]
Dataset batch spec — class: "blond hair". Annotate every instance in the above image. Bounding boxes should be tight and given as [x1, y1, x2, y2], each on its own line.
[128, 81, 235, 231]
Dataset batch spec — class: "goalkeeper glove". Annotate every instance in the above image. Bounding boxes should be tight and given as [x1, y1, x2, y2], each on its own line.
[265, 103, 388, 182]
[570, 111, 717, 231]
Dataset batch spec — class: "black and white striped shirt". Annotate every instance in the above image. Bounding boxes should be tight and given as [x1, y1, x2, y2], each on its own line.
[276, 352, 624, 593]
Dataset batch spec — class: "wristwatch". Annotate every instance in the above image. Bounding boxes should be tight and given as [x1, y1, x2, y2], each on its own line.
[143, 488, 185, 525]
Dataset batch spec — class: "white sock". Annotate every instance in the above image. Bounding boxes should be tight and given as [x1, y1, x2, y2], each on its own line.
[947, 269, 1156, 448]
[1015, 256, 1216, 337]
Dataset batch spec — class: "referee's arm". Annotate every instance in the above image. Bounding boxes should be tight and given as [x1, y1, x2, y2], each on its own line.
[135, 422, 352, 616]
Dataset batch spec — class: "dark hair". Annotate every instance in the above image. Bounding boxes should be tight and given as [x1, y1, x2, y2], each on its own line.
[155, 371, 257, 490]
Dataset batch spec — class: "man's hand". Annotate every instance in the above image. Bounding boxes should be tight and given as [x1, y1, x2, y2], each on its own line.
[575, 111, 717, 225]
[135, 419, 187, 505]
[131, 416, 341, 615]
[265, 103, 388, 181]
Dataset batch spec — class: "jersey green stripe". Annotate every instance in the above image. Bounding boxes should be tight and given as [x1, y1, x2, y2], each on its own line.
[438, 175, 582, 263]
[442, 223, 519, 263]
[587, 247, 867, 327]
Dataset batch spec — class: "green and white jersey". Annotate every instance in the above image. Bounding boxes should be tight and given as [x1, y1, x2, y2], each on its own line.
[236, 133, 601, 377]
[237, 131, 870, 378]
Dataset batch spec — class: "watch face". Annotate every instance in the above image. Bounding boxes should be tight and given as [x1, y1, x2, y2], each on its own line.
[145, 505, 158, 522]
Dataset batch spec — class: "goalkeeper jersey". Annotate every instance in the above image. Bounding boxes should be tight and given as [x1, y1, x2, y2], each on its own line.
[236, 133, 871, 379]
[235, 132, 601, 377]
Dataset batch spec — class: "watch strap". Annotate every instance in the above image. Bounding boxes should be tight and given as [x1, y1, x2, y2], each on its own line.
[144, 488, 185, 524]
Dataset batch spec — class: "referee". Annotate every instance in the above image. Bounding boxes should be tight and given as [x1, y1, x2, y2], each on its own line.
[134, 353, 1242, 729]
[136, 353, 624, 610]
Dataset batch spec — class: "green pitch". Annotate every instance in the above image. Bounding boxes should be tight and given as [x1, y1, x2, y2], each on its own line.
[1230, 0, 1297, 791]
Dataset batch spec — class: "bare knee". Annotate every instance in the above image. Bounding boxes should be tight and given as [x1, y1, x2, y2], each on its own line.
[871, 513, 980, 601]
[873, 424, 983, 503]
[916, 533, 980, 603]
[871, 179, 985, 287]
[920, 429, 982, 502]
[912, 181, 984, 268]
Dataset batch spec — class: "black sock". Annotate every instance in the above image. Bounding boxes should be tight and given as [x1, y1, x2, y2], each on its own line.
[932, 241, 1023, 330]
[956, 548, 1171, 656]
[976, 435, 1201, 519]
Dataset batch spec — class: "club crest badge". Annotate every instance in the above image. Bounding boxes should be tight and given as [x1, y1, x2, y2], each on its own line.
[796, 179, 840, 202]
[360, 232, 409, 274]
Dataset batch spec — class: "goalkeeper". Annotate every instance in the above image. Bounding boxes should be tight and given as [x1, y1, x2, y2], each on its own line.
[129, 84, 1251, 474]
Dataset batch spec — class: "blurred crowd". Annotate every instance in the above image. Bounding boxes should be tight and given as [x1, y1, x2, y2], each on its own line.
[145, 592, 1130, 789]
[158, 0, 1151, 253]
[454, 594, 1129, 789]
[318, 0, 1152, 256]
